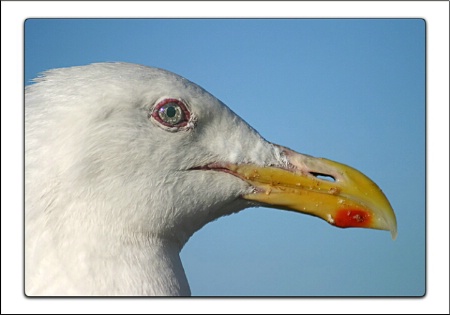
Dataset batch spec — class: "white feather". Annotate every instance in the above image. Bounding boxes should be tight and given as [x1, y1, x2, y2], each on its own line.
[25, 62, 285, 295]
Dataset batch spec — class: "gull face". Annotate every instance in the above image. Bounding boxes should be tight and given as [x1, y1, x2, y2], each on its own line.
[26, 63, 397, 249]
[131, 64, 397, 242]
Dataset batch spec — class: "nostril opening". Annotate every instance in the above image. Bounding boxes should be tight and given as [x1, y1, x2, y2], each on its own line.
[311, 172, 336, 182]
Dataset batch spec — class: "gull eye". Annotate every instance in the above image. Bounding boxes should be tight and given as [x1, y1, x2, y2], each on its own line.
[159, 102, 183, 124]
[151, 98, 191, 129]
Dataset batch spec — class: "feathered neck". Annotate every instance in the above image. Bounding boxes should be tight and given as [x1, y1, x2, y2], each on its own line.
[26, 229, 191, 296]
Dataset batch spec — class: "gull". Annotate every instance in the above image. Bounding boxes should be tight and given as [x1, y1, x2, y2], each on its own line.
[25, 62, 397, 296]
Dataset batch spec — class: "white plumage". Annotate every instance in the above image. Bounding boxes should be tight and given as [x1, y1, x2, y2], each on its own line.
[25, 63, 286, 295]
[25, 62, 396, 296]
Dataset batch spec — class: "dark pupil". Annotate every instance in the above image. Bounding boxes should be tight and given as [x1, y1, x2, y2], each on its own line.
[166, 105, 177, 118]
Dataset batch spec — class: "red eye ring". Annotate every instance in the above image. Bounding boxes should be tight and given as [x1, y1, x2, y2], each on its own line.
[151, 98, 191, 128]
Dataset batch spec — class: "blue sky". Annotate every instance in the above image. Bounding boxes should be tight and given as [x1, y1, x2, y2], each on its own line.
[24, 18, 425, 296]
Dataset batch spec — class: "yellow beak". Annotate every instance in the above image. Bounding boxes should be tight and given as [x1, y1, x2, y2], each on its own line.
[233, 147, 397, 239]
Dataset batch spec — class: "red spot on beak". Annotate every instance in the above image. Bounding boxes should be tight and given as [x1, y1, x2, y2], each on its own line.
[334, 209, 372, 228]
